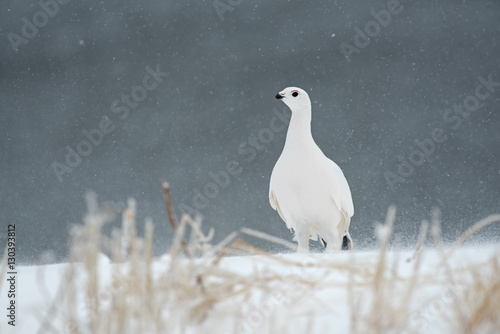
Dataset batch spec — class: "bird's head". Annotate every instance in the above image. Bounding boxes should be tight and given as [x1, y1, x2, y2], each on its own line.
[275, 87, 311, 112]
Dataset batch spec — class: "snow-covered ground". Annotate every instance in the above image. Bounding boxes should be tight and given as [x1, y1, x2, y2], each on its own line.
[2, 244, 499, 334]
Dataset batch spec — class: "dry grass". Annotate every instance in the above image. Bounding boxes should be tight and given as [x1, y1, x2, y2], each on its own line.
[2, 191, 500, 334]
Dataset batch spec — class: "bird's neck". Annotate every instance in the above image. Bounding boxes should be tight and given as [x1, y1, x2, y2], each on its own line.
[284, 107, 316, 151]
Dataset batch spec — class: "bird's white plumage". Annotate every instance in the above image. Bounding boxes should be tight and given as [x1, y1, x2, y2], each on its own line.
[269, 87, 354, 252]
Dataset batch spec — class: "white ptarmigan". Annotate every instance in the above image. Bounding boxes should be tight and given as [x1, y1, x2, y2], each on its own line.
[269, 87, 354, 253]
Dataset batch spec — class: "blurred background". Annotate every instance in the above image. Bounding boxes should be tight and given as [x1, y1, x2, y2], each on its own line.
[1, 0, 499, 263]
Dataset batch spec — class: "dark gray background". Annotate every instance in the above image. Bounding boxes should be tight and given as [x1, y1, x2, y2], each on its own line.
[1, 0, 499, 263]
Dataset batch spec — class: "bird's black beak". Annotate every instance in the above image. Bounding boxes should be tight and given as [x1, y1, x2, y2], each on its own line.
[275, 94, 284, 100]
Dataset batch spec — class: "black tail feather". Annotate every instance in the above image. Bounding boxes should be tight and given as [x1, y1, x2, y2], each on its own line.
[321, 238, 327, 248]
[341, 235, 352, 250]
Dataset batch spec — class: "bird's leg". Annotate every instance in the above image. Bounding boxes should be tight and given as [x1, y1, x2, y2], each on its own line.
[295, 230, 310, 253]
[325, 240, 342, 253]
[323, 230, 341, 253]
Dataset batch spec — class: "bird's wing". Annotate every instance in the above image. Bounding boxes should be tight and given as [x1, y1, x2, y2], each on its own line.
[269, 189, 286, 222]
[328, 160, 354, 218]
[334, 204, 352, 236]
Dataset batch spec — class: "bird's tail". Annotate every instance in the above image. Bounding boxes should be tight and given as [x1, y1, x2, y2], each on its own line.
[341, 232, 353, 250]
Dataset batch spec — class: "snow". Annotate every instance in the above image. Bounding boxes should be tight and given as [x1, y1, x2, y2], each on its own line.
[1, 245, 499, 334]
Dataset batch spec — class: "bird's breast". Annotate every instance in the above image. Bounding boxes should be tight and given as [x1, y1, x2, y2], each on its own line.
[271, 156, 336, 217]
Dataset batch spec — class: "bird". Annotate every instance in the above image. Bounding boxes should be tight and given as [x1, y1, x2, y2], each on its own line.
[269, 87, 354, 253]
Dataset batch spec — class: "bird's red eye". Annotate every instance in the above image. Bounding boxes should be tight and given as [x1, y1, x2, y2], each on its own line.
[292, 91, 299, 97]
